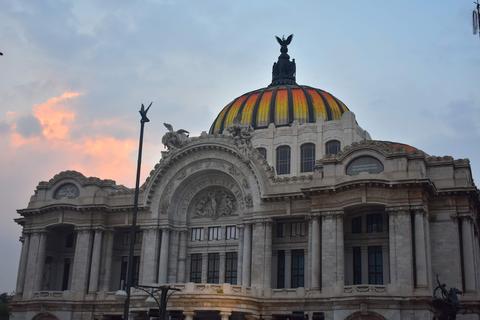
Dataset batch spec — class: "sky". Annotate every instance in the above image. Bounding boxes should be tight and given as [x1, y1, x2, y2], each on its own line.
[0, 1, 479, 292]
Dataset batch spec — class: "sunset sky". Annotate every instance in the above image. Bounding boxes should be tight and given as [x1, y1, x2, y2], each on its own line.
[1, 1, 479, 291]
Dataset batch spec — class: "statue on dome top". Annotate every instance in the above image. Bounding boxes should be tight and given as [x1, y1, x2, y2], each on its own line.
[270, 33, 296, 86]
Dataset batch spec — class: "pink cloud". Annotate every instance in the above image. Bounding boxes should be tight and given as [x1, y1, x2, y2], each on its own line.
[4, 92, 142, 186]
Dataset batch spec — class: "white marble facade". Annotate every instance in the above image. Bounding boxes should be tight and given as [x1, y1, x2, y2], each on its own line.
[11, 111, 480, 320]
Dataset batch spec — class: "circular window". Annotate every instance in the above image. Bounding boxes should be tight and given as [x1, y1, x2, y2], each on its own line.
[54, 183, 80, 199]
[346, 156, 384, 176]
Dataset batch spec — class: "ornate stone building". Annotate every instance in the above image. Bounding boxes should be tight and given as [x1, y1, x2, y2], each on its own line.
[11, 37, 480, 320]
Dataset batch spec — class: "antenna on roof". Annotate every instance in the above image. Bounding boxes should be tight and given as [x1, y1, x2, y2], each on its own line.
[474, 1, 480, 37]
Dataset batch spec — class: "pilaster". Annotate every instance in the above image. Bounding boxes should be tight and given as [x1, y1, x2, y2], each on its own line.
[320, 210, 344, 292]
[71, 228, 93, 294]
[140, 227, 159, 285]
[242, 223, 252, 286]
[16, 232, 30, 295]
[158, 227, 170, 284]
[88, 228, 103, 293]
[387, 206, 413, 292]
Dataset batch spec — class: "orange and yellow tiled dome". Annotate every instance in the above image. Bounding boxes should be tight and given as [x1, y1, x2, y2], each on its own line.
[209, 85, 349, 134]
[209, 35, 350, 134]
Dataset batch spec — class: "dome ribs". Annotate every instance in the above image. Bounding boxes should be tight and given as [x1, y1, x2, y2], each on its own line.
[320, 89, 343, 119]
[291, 87, 309, 124]
[237, 92, 255, 126]
[274, 87, 289, 126]
[256, 89, 273, 128]
[211, 85, 348, 133]
[223, 94, 248, 130]
[213, 102, 232, 134]
[299, 86, 315, 123]
[269, 87, 278, 126]
[287, 86, 294, 125]
[250, 90, 264, 129]
[316, 88, 334, 121]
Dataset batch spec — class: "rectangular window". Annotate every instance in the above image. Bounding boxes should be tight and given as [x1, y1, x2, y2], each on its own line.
[291, 249, 304, 288]
[277, 250, 285, 288]
[290, 222, 306, 237]
[191, 228, 203, 241]
[207, 253, 220, 283]
[367, 214, 383, 233]
[119, 255, 140, 289]
[190, 253, 202, 283]
[300, 143, 315, 173]
[61, 258, 71, 290]
[276, 146, 291, 175]
[353, 247, 362, 285]
[208, 226, 221, 241]
[368, 246, 383, 285]
[225, 252, 238, 284]
[276, 222, 284, 238]
[225, 226, 237, 240]
[351, 216, 362, 234]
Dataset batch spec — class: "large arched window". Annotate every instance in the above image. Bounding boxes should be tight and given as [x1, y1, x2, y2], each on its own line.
[300, 143, 315, 172]
[256, 147, 267, 160]
[325, 140, 341, 155]
[276, 145, 291, 175]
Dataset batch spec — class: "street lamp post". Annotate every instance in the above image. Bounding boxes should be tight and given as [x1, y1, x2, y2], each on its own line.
[123, 103, 152, 320]
[117, 284, 180, 320]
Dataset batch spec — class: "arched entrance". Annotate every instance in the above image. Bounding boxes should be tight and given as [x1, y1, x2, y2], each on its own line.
[32, 313, 59, 320]
[345, 311, 386, 320]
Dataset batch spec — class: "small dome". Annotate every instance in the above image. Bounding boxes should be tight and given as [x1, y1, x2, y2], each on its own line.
[209, 85, 349, 134]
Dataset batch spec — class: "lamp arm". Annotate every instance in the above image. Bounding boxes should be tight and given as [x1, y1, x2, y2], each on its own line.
[133, 286, 162, 310]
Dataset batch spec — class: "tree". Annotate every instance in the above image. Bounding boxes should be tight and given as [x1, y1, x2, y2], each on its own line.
[0, 293, 10, 320]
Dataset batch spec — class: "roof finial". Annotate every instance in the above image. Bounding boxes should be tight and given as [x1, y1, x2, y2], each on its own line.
[270, 34, 296, 87]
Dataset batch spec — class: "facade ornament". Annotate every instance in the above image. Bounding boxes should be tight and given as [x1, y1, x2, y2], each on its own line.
[162, 123, 190, 150]
[244, 194, 253, 208]
[431, 275, 462, 320]
[226, 113, 254, 152]
[193, 188, 237, 219]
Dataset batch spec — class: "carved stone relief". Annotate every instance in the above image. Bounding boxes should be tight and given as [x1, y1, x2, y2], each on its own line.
[191, 187, 237, 219]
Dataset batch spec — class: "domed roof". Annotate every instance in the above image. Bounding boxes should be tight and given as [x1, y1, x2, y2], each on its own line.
[209, 85, 349, 134]
[209, 35, 350, 134]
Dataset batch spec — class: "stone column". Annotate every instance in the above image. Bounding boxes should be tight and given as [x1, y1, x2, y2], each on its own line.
[201, 253, 208, 283]
[23, 231, 47, 296]
[237, 225, 244, 285]
[264, 221, 273, 289]
[158, 228, 170, 284]
[220, 311, 231, 320]
[251, 221, 265, 288]
[462, 216, 476, 292]
[284, 249, 292, 289]
[88, 229, 103, 293]
[177, 230, 188, 282]
[321, 211, 344, 292]
[16, 233, 30, 295]
[242, 223, 252, 286]
[413, 209, 428, 288]
[311, 216, 321, 289]
[183, 311, 195, 320]
[168, 230, 179, 283]
[387, 207, 413, 291]
[71, 229, 93, 293]
[140, 228, 159, 285]
[219, 252, 226, 283]
[100, 230, 114, 291]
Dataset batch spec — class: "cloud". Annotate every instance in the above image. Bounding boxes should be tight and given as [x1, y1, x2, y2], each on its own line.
[14, 114, 42, 137]
[3, 91, 141, 186]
